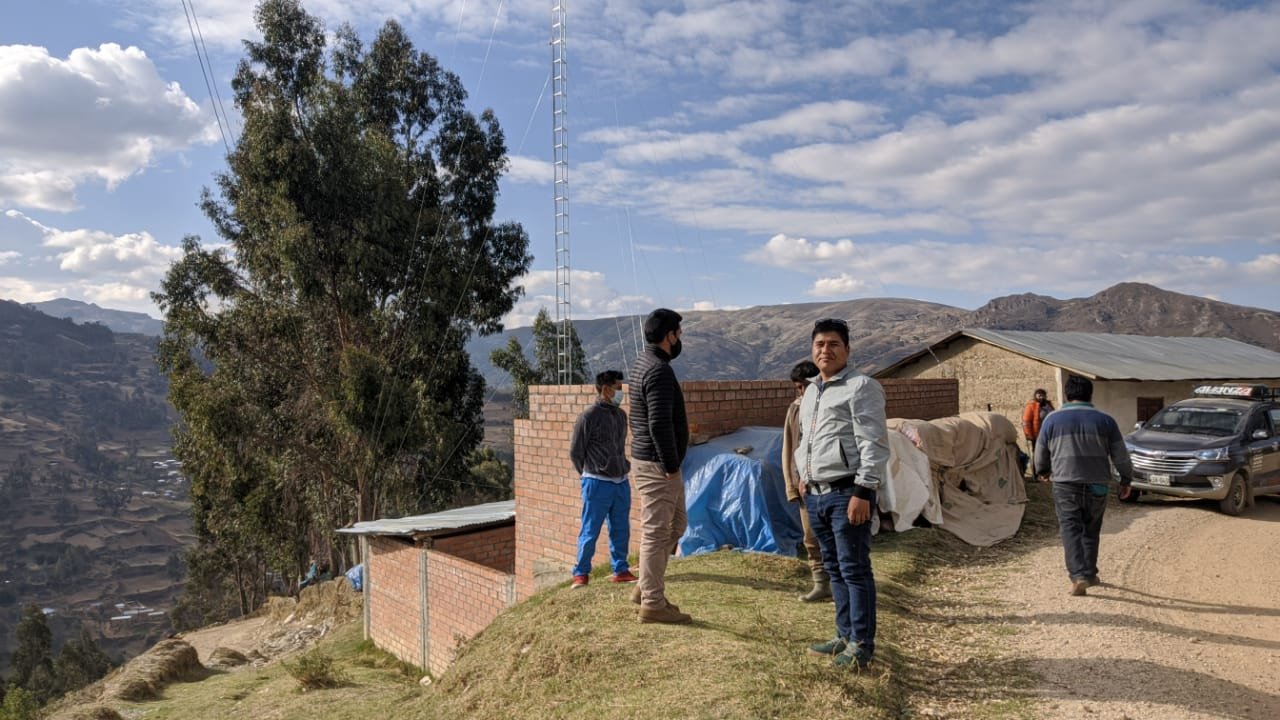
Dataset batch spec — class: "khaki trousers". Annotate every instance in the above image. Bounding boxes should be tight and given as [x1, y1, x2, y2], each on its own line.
[633, 459, 686, 609]
[798, 502, 828, 581]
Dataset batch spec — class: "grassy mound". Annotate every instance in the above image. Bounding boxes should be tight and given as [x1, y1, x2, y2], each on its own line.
[45, 487, 1061, 720]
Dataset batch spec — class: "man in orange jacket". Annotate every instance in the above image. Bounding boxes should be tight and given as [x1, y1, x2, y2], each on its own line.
[1022, 388, 1054, 456]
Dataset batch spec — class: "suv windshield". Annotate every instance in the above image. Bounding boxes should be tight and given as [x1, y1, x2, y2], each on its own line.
[1145, 406, 1242, 437]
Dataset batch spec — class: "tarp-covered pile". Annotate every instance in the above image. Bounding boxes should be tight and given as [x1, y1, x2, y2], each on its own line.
[678, 412, 1027, 555]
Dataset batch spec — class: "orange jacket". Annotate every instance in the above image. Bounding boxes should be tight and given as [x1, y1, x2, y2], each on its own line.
[1022, 399, 1052, 439]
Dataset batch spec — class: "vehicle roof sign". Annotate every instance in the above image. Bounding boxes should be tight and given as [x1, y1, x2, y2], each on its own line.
[1193, 384, 1268, 400]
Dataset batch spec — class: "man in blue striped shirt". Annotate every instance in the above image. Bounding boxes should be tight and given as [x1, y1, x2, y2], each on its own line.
[1034, 375, 1134, 596]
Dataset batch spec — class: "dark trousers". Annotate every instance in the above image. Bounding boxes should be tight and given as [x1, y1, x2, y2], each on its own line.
[806, 488, 876, 653]
[1052, 482, 1108, 581]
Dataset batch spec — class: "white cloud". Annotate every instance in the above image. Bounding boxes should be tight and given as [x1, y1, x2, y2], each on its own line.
[0, 43, 218, 210]
[504, 268, 654, 328]
[2, 210, 181, 313]
[808, 273, 875, 297]
[504, 155, 553, 185]
[0, 251, 19, 265]
[0, 276, 68, 304]
[747, 233, 1280, 303]
[689, 300, 742, 312]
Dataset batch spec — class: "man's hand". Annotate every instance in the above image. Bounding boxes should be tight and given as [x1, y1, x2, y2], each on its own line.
[798, 480, 807, 497]
[1037, 474, 1051, 483]
[1118, 485, 1134, 501]
[847, 496, 871, 525]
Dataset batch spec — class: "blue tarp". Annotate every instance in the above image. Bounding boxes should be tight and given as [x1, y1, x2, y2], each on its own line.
[679, 426, 804, 557]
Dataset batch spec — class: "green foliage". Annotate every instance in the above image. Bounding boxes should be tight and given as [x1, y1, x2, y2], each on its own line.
[52, 497, 77, 524]
[9, 606, 54, 703]
[283, 649, 347, 690]
[0, 686, 37, 720]
[51, 625, 113, 697]
[489, 308, 588, 418]
[154, 0, 528, 622]
[457, 447, 513, 505]
[53, 546, 92, 582]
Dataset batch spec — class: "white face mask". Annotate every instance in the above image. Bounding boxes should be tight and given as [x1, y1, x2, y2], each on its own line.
[611, 386, 624, 405]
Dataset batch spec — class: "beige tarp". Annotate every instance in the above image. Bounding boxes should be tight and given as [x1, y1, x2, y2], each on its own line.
[888, 412, 1027, 546]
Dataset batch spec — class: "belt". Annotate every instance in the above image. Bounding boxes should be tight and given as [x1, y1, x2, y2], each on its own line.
[807, 476, 856, 496]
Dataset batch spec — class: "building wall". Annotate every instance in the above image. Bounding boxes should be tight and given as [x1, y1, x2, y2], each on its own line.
[513, 378, 958, 600]
[880, 338, 1280, 440]
[366, 535, 425, 668]
[1094, 378, 1280, 432]
[366, 530, 516, 675]
[424, 551, 516, 675]
[431, 525, 515, 573]
[881, 337, 1060, 447]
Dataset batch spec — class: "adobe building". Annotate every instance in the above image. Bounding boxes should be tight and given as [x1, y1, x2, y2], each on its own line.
[876, 329, 1280, 435]
[342, 377, 959, 674]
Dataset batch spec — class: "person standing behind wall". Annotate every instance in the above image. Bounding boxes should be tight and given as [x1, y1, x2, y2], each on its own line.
[1022, 388, 1054, 456]
[627, 308, 692, 624]
[1034, 375, 1134, 597]
[782, 360, 831, 603]
[568, 370, 638, 589]
[797, 318, 889, 670]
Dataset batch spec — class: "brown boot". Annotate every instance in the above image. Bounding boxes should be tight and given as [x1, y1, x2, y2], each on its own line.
[631, 584, 641, 604]
[799, 578, 832, 603]
[1070, 579, 1088, 596]
[639, 602, 692, 624]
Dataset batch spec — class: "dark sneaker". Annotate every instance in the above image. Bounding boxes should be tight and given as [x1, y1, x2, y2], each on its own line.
[1086, 575, 1101, 588]
[571, 575, 589, 589]
[638, 604, 692, 624]
[807, 637, 847, 657]
[834, 643, 873, 669]
[611, 571, 639, 583]
[1070, 579, 1088, 596]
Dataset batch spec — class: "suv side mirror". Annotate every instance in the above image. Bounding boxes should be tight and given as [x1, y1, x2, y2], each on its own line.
[1252, 429, 1270, 440]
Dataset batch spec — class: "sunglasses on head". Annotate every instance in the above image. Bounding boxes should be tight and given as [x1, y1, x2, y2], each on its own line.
[814, 317, 848, 329]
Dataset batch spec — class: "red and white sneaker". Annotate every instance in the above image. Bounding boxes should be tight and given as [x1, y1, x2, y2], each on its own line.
[610, 571, 639, 583]
[571, 575, 589, 589]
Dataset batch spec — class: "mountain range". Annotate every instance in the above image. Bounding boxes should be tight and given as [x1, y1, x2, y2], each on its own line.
[466, 282, 1280, 386]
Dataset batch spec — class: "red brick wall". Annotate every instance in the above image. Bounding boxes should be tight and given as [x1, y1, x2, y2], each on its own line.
[424, 552, 516, 675]
[367, 535, 425, 667]
[513, 378, 958, 599]
[431, 525, 515, 573]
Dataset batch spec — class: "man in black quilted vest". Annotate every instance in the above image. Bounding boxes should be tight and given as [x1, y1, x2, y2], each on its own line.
[627, 308, 691, 624]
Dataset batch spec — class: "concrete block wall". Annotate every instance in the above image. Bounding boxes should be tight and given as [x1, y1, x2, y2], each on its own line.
[366, 535, 426, 667]
[424, 551, 516, 675]
[513, 378, 958, 600]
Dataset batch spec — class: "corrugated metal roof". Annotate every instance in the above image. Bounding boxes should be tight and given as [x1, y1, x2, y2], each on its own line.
[878, 329, 1280, 381]
[337, 500, 514, 538]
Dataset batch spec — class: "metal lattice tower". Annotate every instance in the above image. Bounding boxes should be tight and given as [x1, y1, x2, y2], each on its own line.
[551, 0, 573, 385]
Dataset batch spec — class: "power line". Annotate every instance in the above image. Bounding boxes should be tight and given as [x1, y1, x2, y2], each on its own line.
[186, 0, 236, 142]
[180, 0, 231, 154]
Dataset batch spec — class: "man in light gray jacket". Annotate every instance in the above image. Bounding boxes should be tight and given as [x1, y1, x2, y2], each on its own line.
[795, 317, 889, 670]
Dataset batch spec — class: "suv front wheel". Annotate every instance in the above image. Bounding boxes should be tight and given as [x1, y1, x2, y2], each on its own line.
[1218, 472, 1248, 516]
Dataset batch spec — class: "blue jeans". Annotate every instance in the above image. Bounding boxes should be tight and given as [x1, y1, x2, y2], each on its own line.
[806, 488, 876, 654]
[573, 477, 632, 577]
[1052, 482, 1108, 581]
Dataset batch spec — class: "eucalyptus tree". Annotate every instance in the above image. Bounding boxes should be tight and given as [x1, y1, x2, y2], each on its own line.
[155, 0, 530, 613]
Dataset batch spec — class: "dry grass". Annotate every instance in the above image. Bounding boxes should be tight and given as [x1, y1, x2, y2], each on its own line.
[103, 638, 207, 701]
[47, 484, 1064, 720]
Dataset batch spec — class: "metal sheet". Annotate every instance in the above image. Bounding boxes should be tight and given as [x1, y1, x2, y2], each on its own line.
[964, 329, 1280, 381]
[337, 500, 515, 537]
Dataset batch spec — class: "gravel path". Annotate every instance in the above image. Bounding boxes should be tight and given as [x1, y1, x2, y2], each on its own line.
[997, 495, 1280, 719]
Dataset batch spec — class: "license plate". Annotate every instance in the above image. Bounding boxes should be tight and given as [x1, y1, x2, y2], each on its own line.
[1146, 473, 1171, 486]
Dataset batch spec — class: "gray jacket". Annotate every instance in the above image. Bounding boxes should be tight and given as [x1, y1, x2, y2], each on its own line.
[1034, 402, 1133, 485]
[794, 367, 889, 500]
[569, 400, 631, 479]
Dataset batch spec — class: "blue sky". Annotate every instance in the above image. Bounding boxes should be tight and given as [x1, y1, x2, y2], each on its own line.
[1, 0, 1278, 326]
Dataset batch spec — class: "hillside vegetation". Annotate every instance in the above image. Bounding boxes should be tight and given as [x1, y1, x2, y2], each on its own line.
[0, 300, 185, 673]
[49, 486, 1060, 720]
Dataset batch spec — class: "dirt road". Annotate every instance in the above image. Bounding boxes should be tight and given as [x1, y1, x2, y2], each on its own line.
[997, 496, 1280, 719]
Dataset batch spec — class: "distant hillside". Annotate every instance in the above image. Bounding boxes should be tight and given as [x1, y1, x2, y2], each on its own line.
[27, 298, 164, 336]
[467, 282, 1280, 385]
[0, 299, 187, 672]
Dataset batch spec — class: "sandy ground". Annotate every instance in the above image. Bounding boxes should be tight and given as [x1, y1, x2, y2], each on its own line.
[998, 495, 1280, 719]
